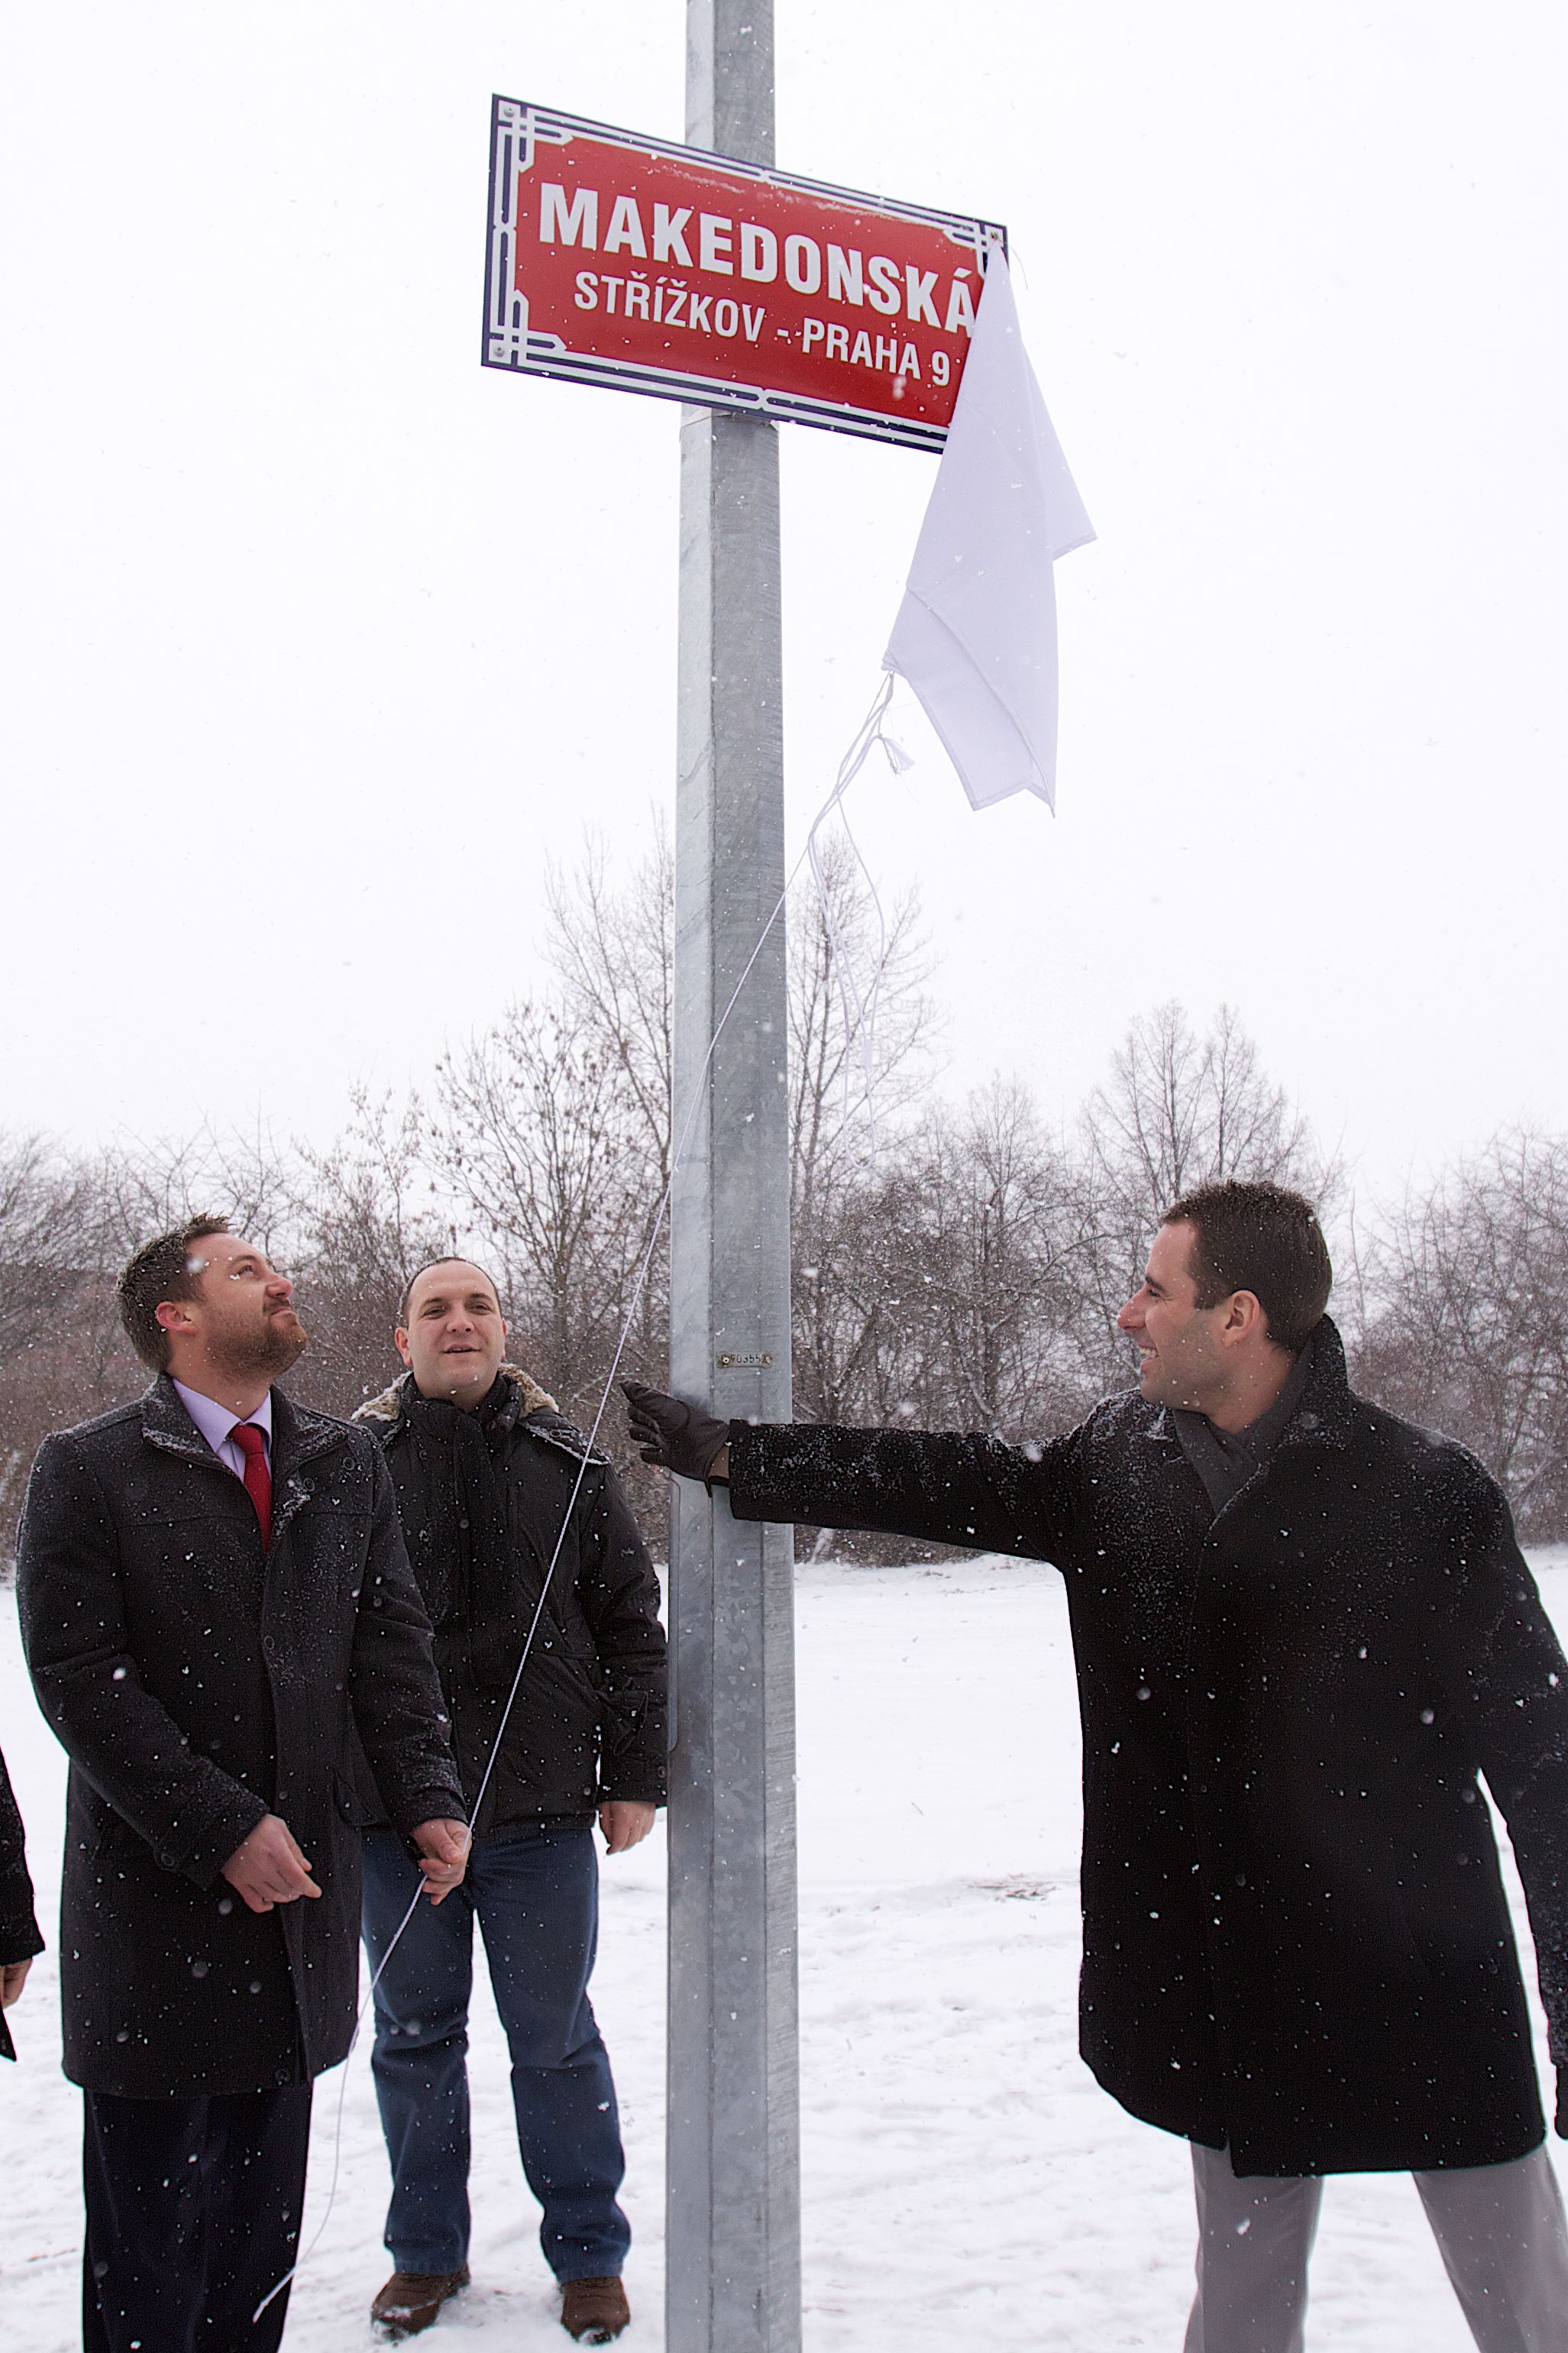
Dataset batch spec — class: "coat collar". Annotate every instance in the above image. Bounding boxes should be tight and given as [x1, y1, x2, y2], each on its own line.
[141, 1374, 344, 1483]
[1139, 1315, 1354, 1455]
[354, 1361, 559, 1432]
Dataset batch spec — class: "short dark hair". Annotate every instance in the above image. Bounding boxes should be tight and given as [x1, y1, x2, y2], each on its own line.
[118, 1215, 231, 1371]
[1162, 1180, 1331, 1355]
[397, 1255, 503, 1326]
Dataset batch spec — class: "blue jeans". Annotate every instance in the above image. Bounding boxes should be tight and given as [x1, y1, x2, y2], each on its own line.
[360, 1825, 631, 2284]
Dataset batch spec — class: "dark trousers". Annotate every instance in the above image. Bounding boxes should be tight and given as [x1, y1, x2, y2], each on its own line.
[82, 2083, 313, 2353]
[361, 1823, 631, 2284]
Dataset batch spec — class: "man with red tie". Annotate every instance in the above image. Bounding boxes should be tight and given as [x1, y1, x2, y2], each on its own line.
[17, 1217, 469, 2353]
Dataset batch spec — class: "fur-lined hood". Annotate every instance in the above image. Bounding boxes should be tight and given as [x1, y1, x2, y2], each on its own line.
[353, 1364, 609, 1466]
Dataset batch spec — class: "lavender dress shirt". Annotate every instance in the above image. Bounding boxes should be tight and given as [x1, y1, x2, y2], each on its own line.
[171, 1379, 273, 1481]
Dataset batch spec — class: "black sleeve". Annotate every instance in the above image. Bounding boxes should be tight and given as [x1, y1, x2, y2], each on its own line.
[0, 1742, 43, 1967]
[348, 1445, 468, 1837]
[578, 1465, 668, 1806]
[1458, 1468, 1568, 2063]
[17, 1434, 268, 1887]
[726, 1419, 1085, 1565]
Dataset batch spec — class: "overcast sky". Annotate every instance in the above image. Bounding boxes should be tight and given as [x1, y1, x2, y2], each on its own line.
[4, 3, 1563, 1202]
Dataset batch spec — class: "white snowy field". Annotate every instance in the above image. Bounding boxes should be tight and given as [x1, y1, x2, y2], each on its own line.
[5, 1555, 1568, 2351]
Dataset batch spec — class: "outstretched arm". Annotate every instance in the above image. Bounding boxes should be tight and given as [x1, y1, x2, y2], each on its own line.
[624, 1384, 1085, 1566]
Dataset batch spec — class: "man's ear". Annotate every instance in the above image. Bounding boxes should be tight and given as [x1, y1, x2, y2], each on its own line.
[154, 1298, 196, 1337]
[1222, 1290, 1267, 1343]
[394, 1326, 414, 1371]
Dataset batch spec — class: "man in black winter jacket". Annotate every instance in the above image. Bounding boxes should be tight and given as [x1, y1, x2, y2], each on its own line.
[355, 1257, 666, 2346]
[628, 1180, 1568, 2353]
[18, 1219, 468, 2353]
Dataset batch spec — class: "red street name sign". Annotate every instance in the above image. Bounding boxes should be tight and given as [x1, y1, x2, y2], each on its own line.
[483, 98, 1006, 452]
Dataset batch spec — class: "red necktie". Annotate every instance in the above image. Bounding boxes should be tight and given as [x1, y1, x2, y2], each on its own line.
[232, 1422, 273, 1550]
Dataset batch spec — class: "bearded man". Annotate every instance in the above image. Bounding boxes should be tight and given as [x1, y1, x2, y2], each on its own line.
[17, 1216, 469, 2353]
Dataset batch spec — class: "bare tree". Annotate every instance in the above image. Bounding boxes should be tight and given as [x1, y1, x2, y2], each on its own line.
[1361, 1128, 1568, 1537]
[545, 816, 675, 1186]
[1076, 1002, 1337, 1386]
[881, 1081, 1095, 1435]
[787, 833, 937, 1422]
[289, 1089, 451, 1410]
[430, 1002, 653, 1413]
[0, 1132, 93, 1362]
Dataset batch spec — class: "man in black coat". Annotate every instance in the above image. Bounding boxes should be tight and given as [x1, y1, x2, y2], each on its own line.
[628, 1180, 1568, 2353]
[17, 1217, 469, 2353]
[0, 1740, 44, 2064]
[354, 1258, 666, 2346]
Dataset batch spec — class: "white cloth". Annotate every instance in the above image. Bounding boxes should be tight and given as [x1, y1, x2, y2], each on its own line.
[882, 249, 1093, 812]
[172, 1378, 273, 1480]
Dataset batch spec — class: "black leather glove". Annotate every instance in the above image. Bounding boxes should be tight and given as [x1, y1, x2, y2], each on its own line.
[621, 1382, 730, 1483]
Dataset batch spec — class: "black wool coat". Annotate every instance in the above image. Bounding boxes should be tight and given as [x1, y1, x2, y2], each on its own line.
[0, 1740, 45, 2064]
[16, 1377, 465, 2099]
[355, 1368, 666, 1834]
[727, 1319, 1568, 2176]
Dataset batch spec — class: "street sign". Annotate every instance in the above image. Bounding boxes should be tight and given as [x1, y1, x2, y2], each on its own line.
[483, 96, 1007, 452]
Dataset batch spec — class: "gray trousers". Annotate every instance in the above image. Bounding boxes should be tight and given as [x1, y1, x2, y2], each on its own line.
[1185, 2141, 1568, 2353]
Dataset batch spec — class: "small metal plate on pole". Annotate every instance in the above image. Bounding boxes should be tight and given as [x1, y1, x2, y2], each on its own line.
[484, 93, 1004, 451]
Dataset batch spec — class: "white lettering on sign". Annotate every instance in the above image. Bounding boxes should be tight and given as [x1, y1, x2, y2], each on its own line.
[784, 235, 821, 295]
[865, 255, 902, 315]
[540, 183, 600, 246]
[827, 245, 864, 306]
[699, 212, 734, 273]
[740, 222, 778, 282]
[575, 270, 765, 341]
[603, 193, 648, 257]
[904, 266, 940, 328]
[653, 203, 693, 264]
[540, 183, 978, 335]
[805, 319, 925, 377]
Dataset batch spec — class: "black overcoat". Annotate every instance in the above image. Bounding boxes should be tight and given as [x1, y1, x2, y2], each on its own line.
[0, 1739, 45, 2064]
[16, 1377, 465, 2099]
[355, 1367, 667, 1833]
[727, 1320, 1568, 2175]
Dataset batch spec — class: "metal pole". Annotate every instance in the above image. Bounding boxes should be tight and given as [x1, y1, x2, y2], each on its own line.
[667, 5, 800, 2350]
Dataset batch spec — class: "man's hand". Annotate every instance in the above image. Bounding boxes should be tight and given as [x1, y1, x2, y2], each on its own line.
[599, 1801, 657, 1856]
[221, 1814, 322, 1914]
[412, 1818, 470, 1906]
[621, 1383, 730, 1483]
[1, 1957, 33, 2009]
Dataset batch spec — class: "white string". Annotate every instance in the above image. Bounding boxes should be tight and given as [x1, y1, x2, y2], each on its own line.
[803, 675, 910, 1153]
[254, 676, 906, 2325]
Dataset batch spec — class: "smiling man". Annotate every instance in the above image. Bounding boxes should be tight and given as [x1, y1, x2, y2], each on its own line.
[353, 1258, 666, 2346]
[627, 1180, 1568, 2353]
[16, 1215, 467, 2353]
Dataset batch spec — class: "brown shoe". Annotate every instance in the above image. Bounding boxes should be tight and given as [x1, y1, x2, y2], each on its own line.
[370, 2264, 470, 2338]
[561, 2274, 630, 2342]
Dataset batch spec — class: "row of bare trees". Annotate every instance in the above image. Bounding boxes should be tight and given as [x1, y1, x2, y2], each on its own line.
[3, 819, 1567, 1552]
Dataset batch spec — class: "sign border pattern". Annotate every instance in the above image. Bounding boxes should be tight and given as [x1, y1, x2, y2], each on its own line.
[482, 97, 1007, 452]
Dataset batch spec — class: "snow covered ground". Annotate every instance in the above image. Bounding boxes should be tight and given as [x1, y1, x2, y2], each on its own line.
[5, 1553, 1568, 2351]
